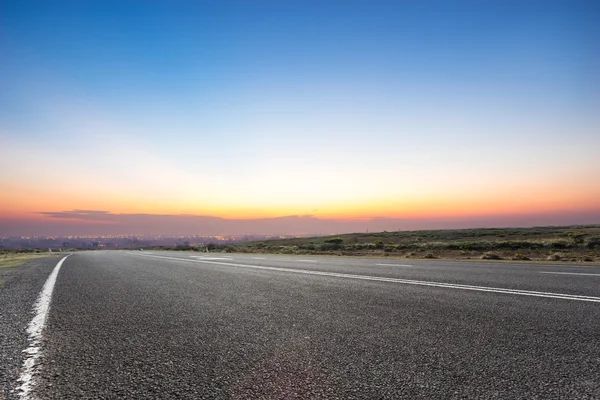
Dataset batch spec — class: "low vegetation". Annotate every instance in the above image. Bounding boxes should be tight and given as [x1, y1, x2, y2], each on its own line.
[163, 225, 600, 263]
[0, 252, 58, 268]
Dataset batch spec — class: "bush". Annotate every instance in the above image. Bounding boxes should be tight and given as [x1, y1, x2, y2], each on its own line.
[422, 241, 452, 250]
[278, 246, 298, 254]
[512, 254, 530, 261]
[458, 241, 495, 251]
[585, 235, 600, 249]
[547, 253, 564, 261]
[424, 252, 437, 259]
[569, 232, 587, 244]
[322, 238, 344, 250]
[303, 242, 316, 251]
[542, 239, 574, 249]
[495, 240, 541, 250]
[224, 245, 237, 253]
[481, 252, 502, 260]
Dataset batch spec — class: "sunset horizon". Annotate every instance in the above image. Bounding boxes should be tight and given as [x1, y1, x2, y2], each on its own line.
[2, 0, 598, 237]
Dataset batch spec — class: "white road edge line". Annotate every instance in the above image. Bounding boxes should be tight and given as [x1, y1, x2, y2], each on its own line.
[17, 255, 70, 399]
[377, 263, 413, 267]
[540, 271, 600, 277]
[126, 252, 600, 303]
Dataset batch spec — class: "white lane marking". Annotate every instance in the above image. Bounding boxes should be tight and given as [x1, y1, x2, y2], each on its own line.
[252, 257, 266, 260]
[126, 253, 600, 303]
[540, 271, 600, 277]
[17, 255, 70, 399]
[189, 256, 233, 260]
[297, 260, 317, 263]
[377, 263, 413, 267]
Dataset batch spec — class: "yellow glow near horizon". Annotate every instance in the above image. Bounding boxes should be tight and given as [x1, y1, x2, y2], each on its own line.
[2, 97, 599, 226]
[2, 178, 599, 222]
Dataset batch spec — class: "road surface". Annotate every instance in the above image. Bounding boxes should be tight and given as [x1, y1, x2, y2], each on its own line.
[9, 251, 600, 398]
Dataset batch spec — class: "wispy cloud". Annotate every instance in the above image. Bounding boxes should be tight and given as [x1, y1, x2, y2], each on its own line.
[39, 210, 115, 221]
[12, 209, 597, 237]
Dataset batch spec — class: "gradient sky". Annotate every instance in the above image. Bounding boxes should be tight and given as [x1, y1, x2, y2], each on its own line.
[1, 0, 599, 236]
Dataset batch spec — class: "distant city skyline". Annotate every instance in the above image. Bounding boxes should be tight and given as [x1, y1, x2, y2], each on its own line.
[1, 1, 599, 236]
[0, 232, 305, 250]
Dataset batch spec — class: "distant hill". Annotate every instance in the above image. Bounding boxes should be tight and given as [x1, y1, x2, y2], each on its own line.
[214, 225, 600, 263]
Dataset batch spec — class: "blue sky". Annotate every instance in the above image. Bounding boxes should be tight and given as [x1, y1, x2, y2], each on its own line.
[1, 0, 599, 235]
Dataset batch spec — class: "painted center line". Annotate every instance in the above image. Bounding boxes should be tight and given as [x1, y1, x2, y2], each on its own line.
[540, 271, 600, 277]
[17, 255, 70, 399]
[127, 253, 600, 303]
[377, 263, 413, 267]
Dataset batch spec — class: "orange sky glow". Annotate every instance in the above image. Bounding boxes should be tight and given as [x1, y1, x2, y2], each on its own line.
[2, 0, 599, 236]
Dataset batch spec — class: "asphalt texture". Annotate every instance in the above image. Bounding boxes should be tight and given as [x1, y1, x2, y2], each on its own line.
[0, 256, 59, 400]
[11, 251, 600, 399]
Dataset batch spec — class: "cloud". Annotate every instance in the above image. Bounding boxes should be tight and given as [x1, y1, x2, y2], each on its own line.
[39, 210, 115, 221]
[32, 210, 389, 235]
[9, 208, 597, 237]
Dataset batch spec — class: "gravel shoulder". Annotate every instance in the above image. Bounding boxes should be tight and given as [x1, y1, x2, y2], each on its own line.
[0, 256, 59, 400]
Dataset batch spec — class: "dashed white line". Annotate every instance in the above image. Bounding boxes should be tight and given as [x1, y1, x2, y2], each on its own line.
[377, 263, 413, 267]
[17, 255, 70, 399]
[252, 257, 266, 260]
[540, 271, 600, 277]
[127, 252, 600, 303]
[297, 260, 317, 263]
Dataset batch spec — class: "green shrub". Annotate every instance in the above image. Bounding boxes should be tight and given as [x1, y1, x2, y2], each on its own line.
[303, 242, 316, 251]
[585, 235, 600, 249]
[495, 240, 540, 250]
[459, 241, 495, 251]
[322, 238, 344, 250]
[278, 246, 298, 254]
[543, 239, 574, 249]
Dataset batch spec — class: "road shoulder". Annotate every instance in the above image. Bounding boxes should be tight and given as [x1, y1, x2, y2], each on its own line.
[0, 257, 59, 400]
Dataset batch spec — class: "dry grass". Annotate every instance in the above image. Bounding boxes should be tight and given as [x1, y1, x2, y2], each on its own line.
[232, 225, 600, 263]
[0, 253, 58, 268]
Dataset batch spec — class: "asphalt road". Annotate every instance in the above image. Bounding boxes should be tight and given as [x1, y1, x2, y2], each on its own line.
[15, 251, 600, 398]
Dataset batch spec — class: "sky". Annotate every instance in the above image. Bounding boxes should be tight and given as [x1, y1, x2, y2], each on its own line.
[1, 0, 599, 236]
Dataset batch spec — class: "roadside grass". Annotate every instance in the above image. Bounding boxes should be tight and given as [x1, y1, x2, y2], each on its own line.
[0, 253, 58, 268]
[158, 225, 600, 263]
